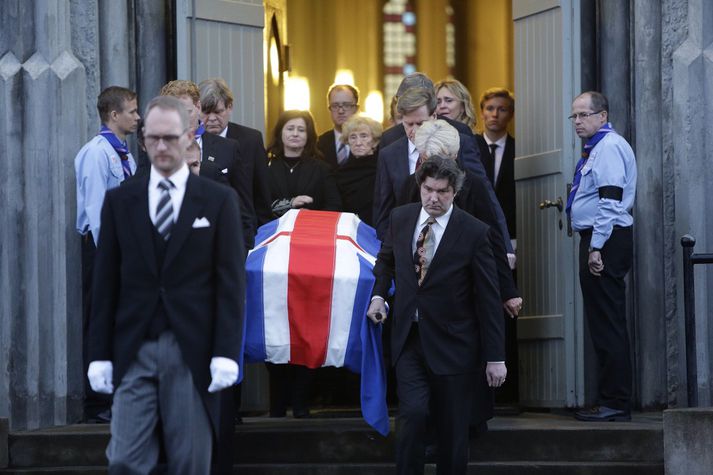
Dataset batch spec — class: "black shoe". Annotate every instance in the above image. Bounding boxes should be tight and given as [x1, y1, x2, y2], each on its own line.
[83, 408, 112, 424]
[293, 408, 310, 419]
[575, 406, 631, 422]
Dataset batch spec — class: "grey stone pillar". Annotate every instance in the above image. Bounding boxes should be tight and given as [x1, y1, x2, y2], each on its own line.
[99, 0, 132, 89]
[631, 1, 668, 409]
[671, 0, 713, 406]
[0, 0, 87, 430]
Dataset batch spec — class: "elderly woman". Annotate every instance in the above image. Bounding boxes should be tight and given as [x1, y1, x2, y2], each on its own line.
[266, 110, 342, 218]
[264, 110, 341, 418]
[333, 115, 383, 226]
[435, 79, 478, 131]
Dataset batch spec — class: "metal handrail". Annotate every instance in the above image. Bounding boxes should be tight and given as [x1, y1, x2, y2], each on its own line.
[680, 235, 713, 407]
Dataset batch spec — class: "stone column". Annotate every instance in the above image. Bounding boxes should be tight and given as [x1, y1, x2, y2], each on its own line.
[0, 0, 87, 430]
[671, 0, 713, 406]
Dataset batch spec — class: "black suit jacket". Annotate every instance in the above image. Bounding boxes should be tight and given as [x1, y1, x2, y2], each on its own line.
[372, 204, 504, 374]
[201, 131, 255, 249]
[317, 129, 340, 169]
[88, 173, 246, 435]
[397, 172, 519, 301]
[476, 134, 516, 238]
[225, 122, 273, 227]
[267, 156, 342, 215]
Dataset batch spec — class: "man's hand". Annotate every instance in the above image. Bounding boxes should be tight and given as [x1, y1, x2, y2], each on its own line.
[291, 195, 314, 208]
[503, 297, 523, 319]
[507, 253, 517, 270]
[367, 297, 387, 324]
[208, 357, 239, 393]
[588, 250, 604, 276]
[486, 362, 507, 388]
[87, 361, 114, 394]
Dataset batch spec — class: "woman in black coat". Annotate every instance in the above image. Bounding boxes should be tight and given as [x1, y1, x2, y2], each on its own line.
[333, 115, 383, 227]
[264, 110, 341, 418]
[266, 110, 341, 218]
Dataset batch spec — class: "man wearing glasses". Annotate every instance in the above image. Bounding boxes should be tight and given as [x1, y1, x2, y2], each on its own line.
[317, 84, 360, 168]
[567, 91, 637, 422]
[87, 95, 245, 473]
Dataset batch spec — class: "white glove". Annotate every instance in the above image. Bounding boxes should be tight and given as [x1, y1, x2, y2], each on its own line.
[207, 356, 238, 393]
[87, 361, 114, 394]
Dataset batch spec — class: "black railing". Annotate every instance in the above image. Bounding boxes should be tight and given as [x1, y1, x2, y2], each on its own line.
[680, 235, 713, 407]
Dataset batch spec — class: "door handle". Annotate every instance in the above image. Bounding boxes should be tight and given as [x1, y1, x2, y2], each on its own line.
[538, 197, 563, 212]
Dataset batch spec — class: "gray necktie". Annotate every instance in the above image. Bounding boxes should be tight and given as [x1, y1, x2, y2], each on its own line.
[155, 179, 174, 240]
[337, 143, 349, 165]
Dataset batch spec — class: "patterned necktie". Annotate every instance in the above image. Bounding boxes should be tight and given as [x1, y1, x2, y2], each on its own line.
[155, 179, 174, 241]
[486, 143, 497, 185]
[413, 217, 436, 285]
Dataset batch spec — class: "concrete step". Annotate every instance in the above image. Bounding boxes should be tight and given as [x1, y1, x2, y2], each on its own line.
[0, 462, 664, 475]
[3, 412, 664, 471]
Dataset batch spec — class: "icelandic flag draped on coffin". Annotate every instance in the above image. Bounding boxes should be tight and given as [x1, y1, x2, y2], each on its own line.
[244, 209, 389, 436]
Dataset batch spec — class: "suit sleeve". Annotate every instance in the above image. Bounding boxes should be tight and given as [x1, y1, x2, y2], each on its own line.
[212, 188, 247, 362]
[225, 143, 256, 250]
[87, 191, 121, 362]
[373, 148, 394, 241]
[250, 133, 274, 226]
[470, 227, 506, 362]
[458, 135, 514, 254]
[467, 177, 518, 300]
[372, 209, 396, 298]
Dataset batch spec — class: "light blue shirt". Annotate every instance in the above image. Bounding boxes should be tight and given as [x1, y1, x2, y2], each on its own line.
[571, 132, 637, 249]
[74, 135, 137, 245]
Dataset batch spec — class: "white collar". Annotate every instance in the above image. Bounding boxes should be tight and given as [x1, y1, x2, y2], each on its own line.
[149, 163, 190, 189]
[417, 204, 454, 228]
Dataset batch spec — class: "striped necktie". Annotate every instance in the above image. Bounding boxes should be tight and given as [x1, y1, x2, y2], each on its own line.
[155, 179, 174, 240]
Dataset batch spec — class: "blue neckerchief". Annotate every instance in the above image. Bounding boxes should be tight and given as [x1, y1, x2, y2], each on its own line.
[194, 122, 206, 140]
[99, 125, 132, 179]
[99, 125, 129, 155]
[565, 122, 615, 216]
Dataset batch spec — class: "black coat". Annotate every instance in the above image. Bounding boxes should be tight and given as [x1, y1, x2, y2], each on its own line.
[317, 128, 340, 169]
[334, 153, 377, 226]
[201, 131, 255, 249]
[267, 155, 342, 215]
[225, 122, 273, 227]
[476, 134, 516, 238]
[88, 173, 246, 435]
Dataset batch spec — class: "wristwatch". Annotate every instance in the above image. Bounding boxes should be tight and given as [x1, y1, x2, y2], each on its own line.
[588, 246, 601, 253]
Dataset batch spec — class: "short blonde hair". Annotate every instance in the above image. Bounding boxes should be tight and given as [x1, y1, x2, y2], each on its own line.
[340, 115, 383, 144]
[435, 79, 477, 130]
[413, 120, 460, 160]
[160, 80, 200, 104]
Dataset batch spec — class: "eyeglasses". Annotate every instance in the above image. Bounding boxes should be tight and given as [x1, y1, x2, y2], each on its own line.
[328, 102, 357, 112]
[567, 111, 603, 121]
[144, 132, 185, 147]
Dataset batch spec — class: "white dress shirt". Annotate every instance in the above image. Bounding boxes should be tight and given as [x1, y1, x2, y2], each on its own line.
[149, 164, 190, 226]
[483, 134, 507, 185]
[411, 205, 453, 255]
[407, 140, 420, 175]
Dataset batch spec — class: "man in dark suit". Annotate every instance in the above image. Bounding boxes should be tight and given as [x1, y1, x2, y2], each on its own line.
[160, 80, 255, 251]
[475, 87, 516, 243]
[368, 156, 506, 475]
[317, 84, 360, 168]
[381, 72, 474, 149]
[372, 87, 511, 255]
[199, 78, 273, 228]
[86, 95, 245, 473]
